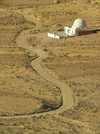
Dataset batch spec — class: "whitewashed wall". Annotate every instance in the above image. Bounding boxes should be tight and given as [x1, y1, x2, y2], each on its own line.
[48, 33, 60, 39]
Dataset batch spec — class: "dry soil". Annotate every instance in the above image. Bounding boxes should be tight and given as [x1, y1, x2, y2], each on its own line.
[0, 0, 100, 134]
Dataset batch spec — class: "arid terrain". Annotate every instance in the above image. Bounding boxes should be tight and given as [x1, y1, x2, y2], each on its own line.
[0, 0, 100, 133]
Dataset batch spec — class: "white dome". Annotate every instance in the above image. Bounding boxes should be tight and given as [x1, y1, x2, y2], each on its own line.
[72, 18, 88, 30]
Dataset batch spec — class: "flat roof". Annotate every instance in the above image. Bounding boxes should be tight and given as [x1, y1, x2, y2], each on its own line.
[48, 31, 69, 38]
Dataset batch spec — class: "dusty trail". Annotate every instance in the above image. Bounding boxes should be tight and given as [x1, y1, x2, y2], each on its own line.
[0, 9, 73, 119]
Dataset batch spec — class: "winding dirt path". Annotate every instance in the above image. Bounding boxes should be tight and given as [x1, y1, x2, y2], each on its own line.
[0, 9, 73, 119]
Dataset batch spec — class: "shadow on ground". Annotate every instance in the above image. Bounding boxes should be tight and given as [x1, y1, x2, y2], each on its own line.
[92, 29, 100, 34]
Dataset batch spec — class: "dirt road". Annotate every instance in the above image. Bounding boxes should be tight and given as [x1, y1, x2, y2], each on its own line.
[0, 9, 73, 119]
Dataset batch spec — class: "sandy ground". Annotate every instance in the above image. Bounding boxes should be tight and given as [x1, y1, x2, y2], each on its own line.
[0, 0, 100, 133]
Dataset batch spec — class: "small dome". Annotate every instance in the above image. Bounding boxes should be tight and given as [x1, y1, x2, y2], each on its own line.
[72, 18, 88, 29]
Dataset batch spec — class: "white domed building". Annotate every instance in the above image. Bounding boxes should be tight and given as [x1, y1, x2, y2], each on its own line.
[48, 18, 91, 39]
[64, 18, 91, 36]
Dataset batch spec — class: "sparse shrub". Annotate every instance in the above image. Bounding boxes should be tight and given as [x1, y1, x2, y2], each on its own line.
[53, 0, 61, 4]
[43, 48, 48, 51]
